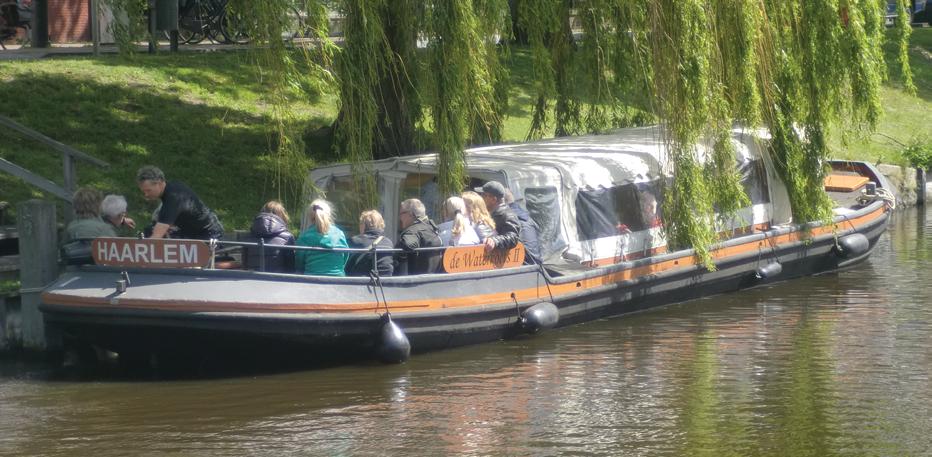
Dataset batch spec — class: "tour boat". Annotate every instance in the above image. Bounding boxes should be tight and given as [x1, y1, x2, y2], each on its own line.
[39, 126, 893, 364]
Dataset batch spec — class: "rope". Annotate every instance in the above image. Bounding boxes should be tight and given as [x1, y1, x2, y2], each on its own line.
[369, 270, 390, 317]
[857, 187, 897, 210]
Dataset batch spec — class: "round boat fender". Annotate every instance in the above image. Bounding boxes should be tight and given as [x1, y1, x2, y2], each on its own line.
[520, 302, 560, 334]
[835, 233, 870, 258]
[754, 262, 783, 281]
[377, 314, 411, 364]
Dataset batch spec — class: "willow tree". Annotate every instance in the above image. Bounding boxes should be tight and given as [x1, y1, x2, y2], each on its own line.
[243, 0, 911, 266]
[515, 0, 911, 266]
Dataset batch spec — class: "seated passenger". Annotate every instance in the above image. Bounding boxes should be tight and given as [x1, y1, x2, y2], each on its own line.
[346, 210, 394, 277]
[244, 200, 296, 273]
[476, 181, 521, 252]
[437, 196, 480, 247]
[65, 187, 116, 241]
[395, 198, 443, 275]
[101, 194, 137, 235]
[461, 191, 496, 242]
[639, 189, 661, 227]
[295, 199, 348, 276]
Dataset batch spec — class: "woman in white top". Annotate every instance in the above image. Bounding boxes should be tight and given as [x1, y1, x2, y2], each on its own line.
[461, 191, 497, 242]
[437, 196, 480, 246]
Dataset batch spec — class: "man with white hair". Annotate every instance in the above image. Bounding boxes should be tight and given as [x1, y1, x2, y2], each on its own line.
[396, 198, 443, 275]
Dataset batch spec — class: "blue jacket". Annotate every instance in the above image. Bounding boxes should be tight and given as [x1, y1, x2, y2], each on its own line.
[243, 212, 295, 273]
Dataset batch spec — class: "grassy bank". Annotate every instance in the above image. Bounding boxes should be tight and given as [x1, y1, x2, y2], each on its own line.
[0, 51, 342, 229]
[829, 28, 932, 164]
[1, 29, 930, 231]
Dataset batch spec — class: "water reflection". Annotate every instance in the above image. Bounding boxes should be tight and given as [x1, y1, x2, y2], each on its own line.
[1, 209, 931, 456]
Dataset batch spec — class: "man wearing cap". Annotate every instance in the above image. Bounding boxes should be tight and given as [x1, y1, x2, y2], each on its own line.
[477, 181, 521, 253]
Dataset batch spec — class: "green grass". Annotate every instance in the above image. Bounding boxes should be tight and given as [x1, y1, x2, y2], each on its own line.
[1, 29, 930, 231]
[0, 51, 337, 229]
[829, 28, 932, 165]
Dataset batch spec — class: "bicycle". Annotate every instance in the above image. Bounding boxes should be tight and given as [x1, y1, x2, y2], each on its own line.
[161, 0, 249, 45]
[0, 0, 31, 50]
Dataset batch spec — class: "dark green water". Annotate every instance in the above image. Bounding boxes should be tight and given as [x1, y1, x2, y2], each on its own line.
[1, 209, 931, 456]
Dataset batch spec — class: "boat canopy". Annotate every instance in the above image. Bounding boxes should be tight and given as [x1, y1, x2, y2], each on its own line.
[309, 125, 792, 266]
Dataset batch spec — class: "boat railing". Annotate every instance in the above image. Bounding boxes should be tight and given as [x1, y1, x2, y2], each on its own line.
[218, 239, 456, 274]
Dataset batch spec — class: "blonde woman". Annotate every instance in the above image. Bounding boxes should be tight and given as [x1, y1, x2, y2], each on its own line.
[438, 196, 480, 246]
[461, 191, 496, 242]
[346, 210, 394, 277]
[295, 199, 348, 276]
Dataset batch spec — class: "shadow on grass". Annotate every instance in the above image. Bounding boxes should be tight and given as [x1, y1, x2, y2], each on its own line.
[0, 72, 334, 229]
[85, 49, 329, 106]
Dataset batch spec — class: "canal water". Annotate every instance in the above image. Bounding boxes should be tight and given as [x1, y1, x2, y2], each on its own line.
[1, 209, 930, 457]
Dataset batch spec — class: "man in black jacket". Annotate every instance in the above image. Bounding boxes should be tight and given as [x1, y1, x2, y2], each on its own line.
[477, 181, 521, 253]
[395, 199, 443, 275]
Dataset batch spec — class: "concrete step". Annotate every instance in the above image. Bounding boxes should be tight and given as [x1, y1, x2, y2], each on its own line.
[0, 255, 19, 283]
[0, 225, 18, 257]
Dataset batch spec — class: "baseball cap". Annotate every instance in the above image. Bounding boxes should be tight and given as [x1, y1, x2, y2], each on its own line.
[475, 181, 506, 199]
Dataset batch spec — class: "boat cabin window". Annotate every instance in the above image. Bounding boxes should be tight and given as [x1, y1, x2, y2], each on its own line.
[740, 158, 770, 204]
[401, 173, 441, 221]
[575, 181, 665, 241]
[325, 175, 371, 230]
[524, 186, 565, 258]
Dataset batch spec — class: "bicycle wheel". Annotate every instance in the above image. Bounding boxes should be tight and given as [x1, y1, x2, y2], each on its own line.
[218, 9, 249, 45]
[162, 27, 199, 45]
[180, 0, 212, 44]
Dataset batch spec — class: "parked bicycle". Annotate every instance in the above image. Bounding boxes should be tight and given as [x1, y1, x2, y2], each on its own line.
[0, 0, 31, 49]
[164, 0, 248, 45]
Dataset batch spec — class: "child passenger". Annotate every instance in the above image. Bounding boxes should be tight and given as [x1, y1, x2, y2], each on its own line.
[295, 199, 348, 276]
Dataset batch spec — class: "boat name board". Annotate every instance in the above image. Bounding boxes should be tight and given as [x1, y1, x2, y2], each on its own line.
[442, 243, 525, 273]
[91, 237, 210, 268]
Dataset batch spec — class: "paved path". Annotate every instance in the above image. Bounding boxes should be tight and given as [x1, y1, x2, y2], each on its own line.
[0, 42, 250, 61]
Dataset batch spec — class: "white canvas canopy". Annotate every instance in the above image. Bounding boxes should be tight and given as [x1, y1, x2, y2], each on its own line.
[308, 125, 792, 266]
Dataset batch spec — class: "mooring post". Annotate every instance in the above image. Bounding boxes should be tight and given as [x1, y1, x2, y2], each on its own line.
[917, 168, 926, 206]
[16, 200, 58, 350]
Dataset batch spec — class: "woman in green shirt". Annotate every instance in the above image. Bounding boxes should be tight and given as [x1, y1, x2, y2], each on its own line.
[295, 199, 348, 276]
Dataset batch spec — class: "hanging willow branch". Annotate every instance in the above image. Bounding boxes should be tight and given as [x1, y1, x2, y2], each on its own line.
[424, 1, 502, 197]
[229, 0, 333, 213]
[233, 0, 910, 266]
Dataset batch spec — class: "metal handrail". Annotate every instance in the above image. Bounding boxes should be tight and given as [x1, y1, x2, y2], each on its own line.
[0, 115, 109, 167]
[219, 238, 454, 274]
[219, 239, 445, 254]
[0, 115, 109, 218]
